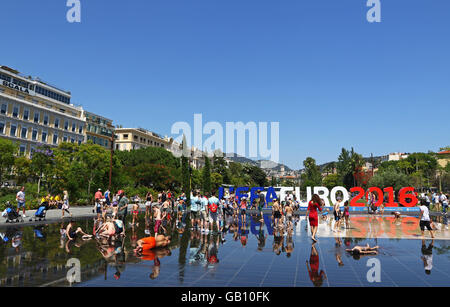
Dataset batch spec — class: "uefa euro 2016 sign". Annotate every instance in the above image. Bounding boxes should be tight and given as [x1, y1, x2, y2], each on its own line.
[218, 186, 419, 207]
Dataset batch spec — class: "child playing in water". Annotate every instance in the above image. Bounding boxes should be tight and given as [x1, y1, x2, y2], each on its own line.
[343, 201, 350, 229]
[132, 202, 139, 225]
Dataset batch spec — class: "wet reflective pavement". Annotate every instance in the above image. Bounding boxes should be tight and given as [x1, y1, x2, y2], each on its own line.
[0, 213, 449, 287]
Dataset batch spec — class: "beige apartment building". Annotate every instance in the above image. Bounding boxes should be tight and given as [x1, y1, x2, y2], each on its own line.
[0, 66, 86, 157]
[84, 111, 115, 149]
[115, 128, 173, 151]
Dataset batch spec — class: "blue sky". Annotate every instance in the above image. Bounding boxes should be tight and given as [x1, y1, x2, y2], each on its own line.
[1, 0, 449, 169]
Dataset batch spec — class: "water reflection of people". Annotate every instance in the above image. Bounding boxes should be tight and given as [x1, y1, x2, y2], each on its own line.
[207, 235, 220, 268]
[272, 228, 283, 255]
[143, 247, 171, 280]
[285, 231, 294, 258]
[306, 243, 327, 287]
[421, 239, 434, 275]
[240, 224, 248, 247]
[334, 237, 344, 266]
[255, 226, 268, 252]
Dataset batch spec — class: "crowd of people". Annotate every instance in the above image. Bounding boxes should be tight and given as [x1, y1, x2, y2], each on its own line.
[1, 186, 446, 286]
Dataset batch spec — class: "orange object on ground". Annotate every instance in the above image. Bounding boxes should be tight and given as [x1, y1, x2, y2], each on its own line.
[141, 236, 156, 250]
[141, 250, 155, 261]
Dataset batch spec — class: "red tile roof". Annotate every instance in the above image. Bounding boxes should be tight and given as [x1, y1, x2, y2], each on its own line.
[438, 150, 450, 154]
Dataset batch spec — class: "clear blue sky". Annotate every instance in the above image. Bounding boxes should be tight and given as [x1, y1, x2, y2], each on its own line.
[1, 0, 449, 169]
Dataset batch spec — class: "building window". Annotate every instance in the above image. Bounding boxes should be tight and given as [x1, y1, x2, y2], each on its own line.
[105, 140, 108, 147]
[63, 134, 68, 142]
[10, 124, 17, 137]
[1, 103, 7, 115]
[64, 120, 69, 130]
[33, 111, 40, 123]
[78, 140, 82, 145]
[54, 118, 59, 128]
[70, 137, 75, 143]
[72, 122, 76, 132]
[123, 134, 128, 140]
[21, 127, 27, 139]
[12, 106, 19, 118]
[0, 122, 4, 134]
[79, 125, 83, 134]
[23, 109, 29, 121]
[43, 114, 49, 125]
[32, 129, 38, 141]
[19, 144, 26, 156]
[42, 131, 47, 142]
[53, 133, 58, 145]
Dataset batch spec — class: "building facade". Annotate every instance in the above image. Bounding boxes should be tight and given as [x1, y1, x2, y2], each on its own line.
[115, 128, 173, 151]
[0, 66, 85, 157]
[84, 111, 115, 149]
[437, 150, 450, 168]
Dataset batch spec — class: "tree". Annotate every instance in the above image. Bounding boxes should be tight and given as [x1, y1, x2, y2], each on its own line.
[0, 138, 17, 184]
[74, 143, 110, 196]
[181, 136, 191, 202]
[323, 173, 341, 190]
[245, 165, 268, 187]
[211, 172, 223, 191]
[14, 156, 31, 186]
[202, 156, 211, 194]
[29, 145, 55, 194]
[301, 157, 322, 190]
[368, 169, 411, 192]
[212, 154, 231, 184]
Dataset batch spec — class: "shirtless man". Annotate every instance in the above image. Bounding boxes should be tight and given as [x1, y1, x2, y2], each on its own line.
[285, 204, 294, 230]
[346, 244, 379, 255]
[333, 198, 343, 232]
[134, 234, 171, 253]
[66, 220, 92, 241]
[272, 199, 282, 228]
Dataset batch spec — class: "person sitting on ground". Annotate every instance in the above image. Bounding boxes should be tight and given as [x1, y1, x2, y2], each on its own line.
[134, 235, 171, 254]
[346, 244, 379, 255]
[66, 220, 92, 241]
[96, 217, 117, 238]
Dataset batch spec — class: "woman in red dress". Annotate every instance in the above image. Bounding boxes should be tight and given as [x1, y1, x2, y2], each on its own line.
[306, 194, 323, 242]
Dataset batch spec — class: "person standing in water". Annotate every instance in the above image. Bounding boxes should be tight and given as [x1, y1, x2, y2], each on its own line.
[419, 199, 435, 239]
[306, 194, 323, 242]
[333, 197, 343, 232]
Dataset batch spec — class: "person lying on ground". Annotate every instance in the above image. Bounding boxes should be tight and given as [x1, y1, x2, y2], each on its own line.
[346, 244, 379, 255]
[134, 235, 171, 254]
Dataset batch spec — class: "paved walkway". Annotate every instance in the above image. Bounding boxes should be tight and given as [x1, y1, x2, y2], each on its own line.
[0, 203, 149, 228]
